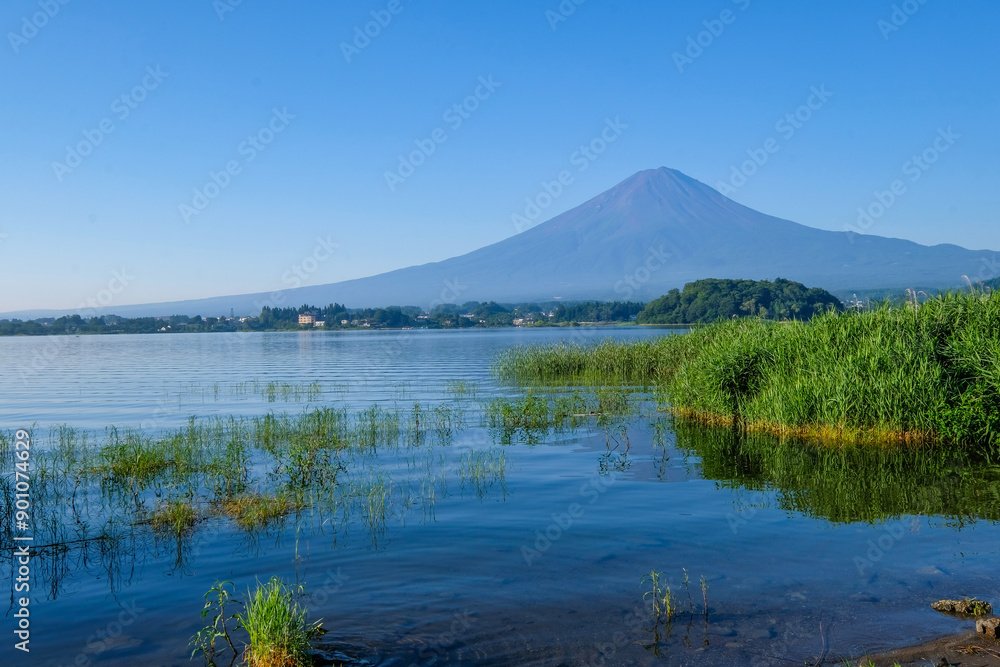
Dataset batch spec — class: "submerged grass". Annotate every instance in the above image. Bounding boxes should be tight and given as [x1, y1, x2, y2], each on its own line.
[220, 493, 296, 531]
[148, 499, 199, 536]
[495, 291, 1000, 451]
[459, 448, 507, 497]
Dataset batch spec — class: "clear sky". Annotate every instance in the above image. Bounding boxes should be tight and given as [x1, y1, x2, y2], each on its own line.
[1, 0, 998, 312]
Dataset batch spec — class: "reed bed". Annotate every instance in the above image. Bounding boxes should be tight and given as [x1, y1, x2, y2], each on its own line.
[494, 292, 1000, 451]
[0, 396, 503, 600]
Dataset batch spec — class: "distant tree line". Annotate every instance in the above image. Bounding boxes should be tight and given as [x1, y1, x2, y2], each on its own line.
[0, 299, 646, 336]
[0, 280, 856, 336]
[636, 278, 843, 324]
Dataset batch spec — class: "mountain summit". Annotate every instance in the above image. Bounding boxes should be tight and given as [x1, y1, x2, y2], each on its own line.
[5, 168, 994, 318]
[282, 165, 987, 306]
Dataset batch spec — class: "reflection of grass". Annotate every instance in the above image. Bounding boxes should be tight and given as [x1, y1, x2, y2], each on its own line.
[446, 380, 477, 398]
[349, 473, 393, 536]
[678, 420, 1000, 523]
[495, 292, 1000, 449]
[260, 380, 323, 403]
[459, 448, 507, 497]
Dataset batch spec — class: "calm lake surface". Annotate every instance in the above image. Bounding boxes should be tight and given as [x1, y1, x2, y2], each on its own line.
[1, 329, 999, 666]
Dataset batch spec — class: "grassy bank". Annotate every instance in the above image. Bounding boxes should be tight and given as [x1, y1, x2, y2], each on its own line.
[494, 291, 1000, 451]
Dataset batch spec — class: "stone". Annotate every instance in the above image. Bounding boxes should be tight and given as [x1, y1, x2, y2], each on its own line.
[930, 598, 992, 616]
[977, 616, 1000, 640]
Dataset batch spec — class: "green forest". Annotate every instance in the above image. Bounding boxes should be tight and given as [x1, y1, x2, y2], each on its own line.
[636, 278, 843, 324]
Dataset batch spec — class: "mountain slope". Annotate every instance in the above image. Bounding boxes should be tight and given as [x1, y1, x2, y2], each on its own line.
[4, 168, 995, 318]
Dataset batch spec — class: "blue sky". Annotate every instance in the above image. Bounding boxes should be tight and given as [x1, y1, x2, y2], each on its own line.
[1, 0, 998, 312]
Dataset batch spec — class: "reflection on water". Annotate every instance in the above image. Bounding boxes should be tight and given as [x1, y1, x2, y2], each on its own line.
[676, 420, 1000, 524]
[2, 330, 1000, 665]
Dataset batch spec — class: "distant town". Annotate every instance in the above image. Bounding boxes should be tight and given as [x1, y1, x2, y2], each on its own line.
[0, 300, 648, 336]
[0, 278, 901, 337]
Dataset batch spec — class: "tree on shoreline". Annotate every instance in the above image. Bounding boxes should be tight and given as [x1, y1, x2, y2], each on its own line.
[637, 278, 843, 324]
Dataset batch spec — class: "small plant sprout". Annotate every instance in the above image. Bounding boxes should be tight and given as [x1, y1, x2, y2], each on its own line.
[190, 581, 242, 663]
[682, 568, 694, 614]
[642, 570, 675, 623]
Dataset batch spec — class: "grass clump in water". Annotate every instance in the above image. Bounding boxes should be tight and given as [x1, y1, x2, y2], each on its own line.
[485, 393, 549, 430]
[495, 291, 1000, 450]
[237, 577, 323, 667]
[220, 493, 296, 531]
[148, 499, 198, 536]
[191, 578, 323, 667]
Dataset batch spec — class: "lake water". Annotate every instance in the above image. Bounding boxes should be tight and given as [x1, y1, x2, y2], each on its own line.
[1, 329, 998, 666]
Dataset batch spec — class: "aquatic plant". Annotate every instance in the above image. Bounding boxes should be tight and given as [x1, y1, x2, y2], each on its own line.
[642, 570, 675, 622]
[220, 493, 296, 531]
[458, 448, 507, 497]
[237, 577, 323, 667]
[446, 379, 477, 398]
[494, 291, 1000, 450]
[191, 581, 241, 663]
[191, 578, 323, 667]
[148, 499, 198, 536]
[700, 576, 709, 617]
